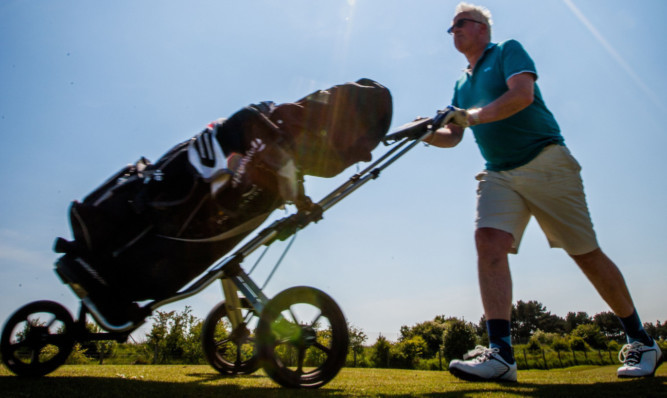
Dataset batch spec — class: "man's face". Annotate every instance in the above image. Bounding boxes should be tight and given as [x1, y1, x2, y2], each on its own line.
[450, 12, 486, 53]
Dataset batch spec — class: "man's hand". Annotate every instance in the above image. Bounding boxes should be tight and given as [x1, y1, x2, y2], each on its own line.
[444, 106, 470, 127]
[444, 106, 481, 128]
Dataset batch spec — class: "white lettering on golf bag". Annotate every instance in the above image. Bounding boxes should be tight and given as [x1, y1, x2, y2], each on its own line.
[232, 138, 265, 188]
[187, 119, 229, 182]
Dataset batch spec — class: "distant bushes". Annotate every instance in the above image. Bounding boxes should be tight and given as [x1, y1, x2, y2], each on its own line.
[45, 300, 666, 371]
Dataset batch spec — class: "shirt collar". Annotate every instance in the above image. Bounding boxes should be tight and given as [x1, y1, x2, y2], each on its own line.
[464, 42, 497, 74]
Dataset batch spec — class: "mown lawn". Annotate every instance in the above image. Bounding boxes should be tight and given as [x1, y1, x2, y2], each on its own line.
[0, 364, 665, 397]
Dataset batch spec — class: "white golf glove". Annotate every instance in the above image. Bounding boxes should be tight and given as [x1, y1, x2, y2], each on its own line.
[444, 106, 481, 127]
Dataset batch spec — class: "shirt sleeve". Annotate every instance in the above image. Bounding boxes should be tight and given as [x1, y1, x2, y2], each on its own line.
[451, 81, 460, 108]
[501, 40, 538, 82]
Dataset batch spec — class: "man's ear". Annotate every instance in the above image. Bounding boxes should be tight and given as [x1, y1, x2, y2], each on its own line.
[479, 23, 489, 37]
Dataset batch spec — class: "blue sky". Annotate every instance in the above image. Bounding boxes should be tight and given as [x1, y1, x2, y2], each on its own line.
[1, 0, 666, 342]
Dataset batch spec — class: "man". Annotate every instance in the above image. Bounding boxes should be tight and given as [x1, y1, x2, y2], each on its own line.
[426, 2, 663, 382]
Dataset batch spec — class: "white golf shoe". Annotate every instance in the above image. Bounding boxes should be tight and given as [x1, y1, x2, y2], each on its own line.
[448, 346, 517, 382]
[617, 340, 664, 378]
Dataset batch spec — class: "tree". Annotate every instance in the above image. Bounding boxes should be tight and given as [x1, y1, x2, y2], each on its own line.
[305, 329, 332, 366]
[399, 317, 447, 358]
[83, 322, 117, 364]
[644, 320, 667, 341]
[441, 318, 477, 363]
[370, 334, 392, 368]
[164, 311, 186, 360]
[348, 323, 368, 367]
[181, 319, 204, 364]
[538, 313, 567, 335]
[565, 311, 592, 333]
[593, 311, 624, 341]
[476, 315, 489, 346]
[511, 300, 565, 343]
[147, 310, 170, 364]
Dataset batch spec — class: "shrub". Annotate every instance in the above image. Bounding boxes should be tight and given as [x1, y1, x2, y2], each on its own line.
[532, 329, 559, 346]
[442, 318, 477, 363]
[65, 343, 92, 364]
[370, 335, 392, 368]
[571, 323, 607, 350]
[390, 335, 427, 369]
[527, 336, 541, 352]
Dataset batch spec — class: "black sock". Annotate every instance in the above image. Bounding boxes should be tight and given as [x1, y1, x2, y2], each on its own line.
[487, 319, 515, 364]
[618, 309, 652, 346]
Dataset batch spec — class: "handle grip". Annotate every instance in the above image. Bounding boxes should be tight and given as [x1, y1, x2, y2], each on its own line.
[382, 117, 433, 144]
[382, 108, 453, 144]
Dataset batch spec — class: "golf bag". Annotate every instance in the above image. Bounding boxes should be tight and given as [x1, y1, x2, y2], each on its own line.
[58, 78, 392, 302]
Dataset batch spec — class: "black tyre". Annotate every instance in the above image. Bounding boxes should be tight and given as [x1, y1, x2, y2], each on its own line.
[257, 286, 349, 388]
[1, 300, 75, 377]
[202, 300, 260, 375]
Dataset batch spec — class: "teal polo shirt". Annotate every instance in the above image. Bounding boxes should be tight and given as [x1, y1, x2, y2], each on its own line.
[452, 40, 563, 171]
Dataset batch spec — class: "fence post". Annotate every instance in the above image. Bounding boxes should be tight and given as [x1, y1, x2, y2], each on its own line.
[542, 349, 548, 370]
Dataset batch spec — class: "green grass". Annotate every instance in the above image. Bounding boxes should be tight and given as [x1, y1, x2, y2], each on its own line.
[1, 365, 665, 397]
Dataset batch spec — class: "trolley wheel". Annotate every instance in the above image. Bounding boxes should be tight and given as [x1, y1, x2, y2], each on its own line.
[1, 300, 75, 377]
[201, 300, 260, 375]
[257, 286, 349, 389]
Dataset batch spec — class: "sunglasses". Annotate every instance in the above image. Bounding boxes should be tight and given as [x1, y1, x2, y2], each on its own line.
[447, 18, 484, 34]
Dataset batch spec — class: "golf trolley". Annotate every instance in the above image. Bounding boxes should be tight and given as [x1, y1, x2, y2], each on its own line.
[1, 109, 451, 388]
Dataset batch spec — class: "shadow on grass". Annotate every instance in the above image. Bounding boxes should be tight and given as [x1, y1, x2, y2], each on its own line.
[423, 376, 667, 398]
[0, 373, 665, 398]
[0, 373, 344, 398]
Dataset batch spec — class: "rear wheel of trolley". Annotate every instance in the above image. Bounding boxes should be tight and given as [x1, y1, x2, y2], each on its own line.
[1, 300, 75, 377]
[201, 299, 260, 375]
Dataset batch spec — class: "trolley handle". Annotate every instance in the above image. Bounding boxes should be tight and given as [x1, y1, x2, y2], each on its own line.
[382, 107, 454, 144]
[236, 108, 456, 256]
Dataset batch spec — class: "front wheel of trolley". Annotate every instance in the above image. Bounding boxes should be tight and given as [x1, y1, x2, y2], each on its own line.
[256, 286, 349, 389]
[202, 300, 260, 375]
[1, 300, 75, 377]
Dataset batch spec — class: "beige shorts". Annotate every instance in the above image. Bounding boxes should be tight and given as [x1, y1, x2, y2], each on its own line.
[475, 144, 599, 255]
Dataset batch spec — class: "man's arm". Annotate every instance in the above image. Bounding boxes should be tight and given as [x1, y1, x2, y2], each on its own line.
[468, 72, 535, 125]
[426, 72, 536, 148]
[425, 124, 464, 148]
